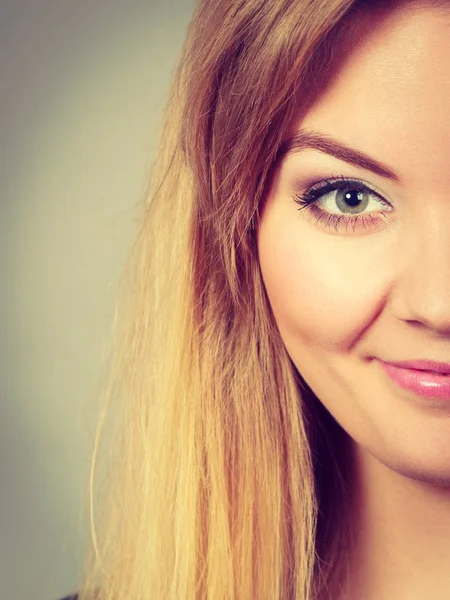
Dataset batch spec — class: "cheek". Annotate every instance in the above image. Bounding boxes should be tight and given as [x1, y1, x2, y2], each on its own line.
[257, 205, 393, 354]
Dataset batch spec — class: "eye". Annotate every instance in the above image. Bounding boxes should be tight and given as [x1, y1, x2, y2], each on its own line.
[293, 176, 394, 233]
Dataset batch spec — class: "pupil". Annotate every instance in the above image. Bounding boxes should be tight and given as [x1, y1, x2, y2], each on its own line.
[344, 190, 361, 207]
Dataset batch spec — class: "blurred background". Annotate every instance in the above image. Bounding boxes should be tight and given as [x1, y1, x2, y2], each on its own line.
[0, 1, 196, 598]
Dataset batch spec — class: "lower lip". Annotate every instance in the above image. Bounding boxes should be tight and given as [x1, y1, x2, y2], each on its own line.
[379, 361, 450, 400]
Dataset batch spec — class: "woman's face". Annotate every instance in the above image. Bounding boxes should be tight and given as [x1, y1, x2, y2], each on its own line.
[257, 1, 450, 484]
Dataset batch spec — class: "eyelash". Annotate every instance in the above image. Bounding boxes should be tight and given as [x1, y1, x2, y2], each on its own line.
[293, 175, 393, 233]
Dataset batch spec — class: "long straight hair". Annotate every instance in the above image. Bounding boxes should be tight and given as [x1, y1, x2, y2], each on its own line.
[77, 1, 367, 598]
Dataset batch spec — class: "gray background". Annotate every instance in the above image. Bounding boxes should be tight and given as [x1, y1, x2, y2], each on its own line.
[0, 1, 196, 599]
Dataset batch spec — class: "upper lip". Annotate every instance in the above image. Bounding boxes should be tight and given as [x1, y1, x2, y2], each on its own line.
[380, 359, 450, 374]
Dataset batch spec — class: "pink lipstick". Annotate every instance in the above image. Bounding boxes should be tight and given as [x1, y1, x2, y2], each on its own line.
[379, 359, 450, 400]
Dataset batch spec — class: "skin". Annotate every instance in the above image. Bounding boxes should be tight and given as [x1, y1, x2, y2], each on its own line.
[257, 2, 450, 599]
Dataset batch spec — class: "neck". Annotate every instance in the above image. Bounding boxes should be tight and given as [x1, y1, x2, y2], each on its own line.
[337, 442, 450, 600]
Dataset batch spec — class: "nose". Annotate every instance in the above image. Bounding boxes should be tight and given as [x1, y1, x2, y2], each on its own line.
[390, 216, 450, 335]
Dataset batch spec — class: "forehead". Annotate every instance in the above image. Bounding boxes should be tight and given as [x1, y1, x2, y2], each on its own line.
[296, 2, 450, 190]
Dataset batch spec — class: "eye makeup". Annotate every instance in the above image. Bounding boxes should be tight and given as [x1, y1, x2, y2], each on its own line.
[293, 175, 394, 234]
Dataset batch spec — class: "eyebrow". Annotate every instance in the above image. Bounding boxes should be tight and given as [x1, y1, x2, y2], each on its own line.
[276, 129, 400, 182]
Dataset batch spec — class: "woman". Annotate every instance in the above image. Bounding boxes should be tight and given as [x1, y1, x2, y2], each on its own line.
[68, 0, 450, 598]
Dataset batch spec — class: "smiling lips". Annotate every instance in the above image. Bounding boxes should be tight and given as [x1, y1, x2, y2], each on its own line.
[379, 359, 450, 400]
[384, 359, 450, 374]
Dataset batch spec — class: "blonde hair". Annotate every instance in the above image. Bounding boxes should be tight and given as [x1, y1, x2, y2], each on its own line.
[77, 1, 373, 598]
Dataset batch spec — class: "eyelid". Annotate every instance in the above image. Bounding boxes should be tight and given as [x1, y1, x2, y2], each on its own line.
[302, 174, 393, 204]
